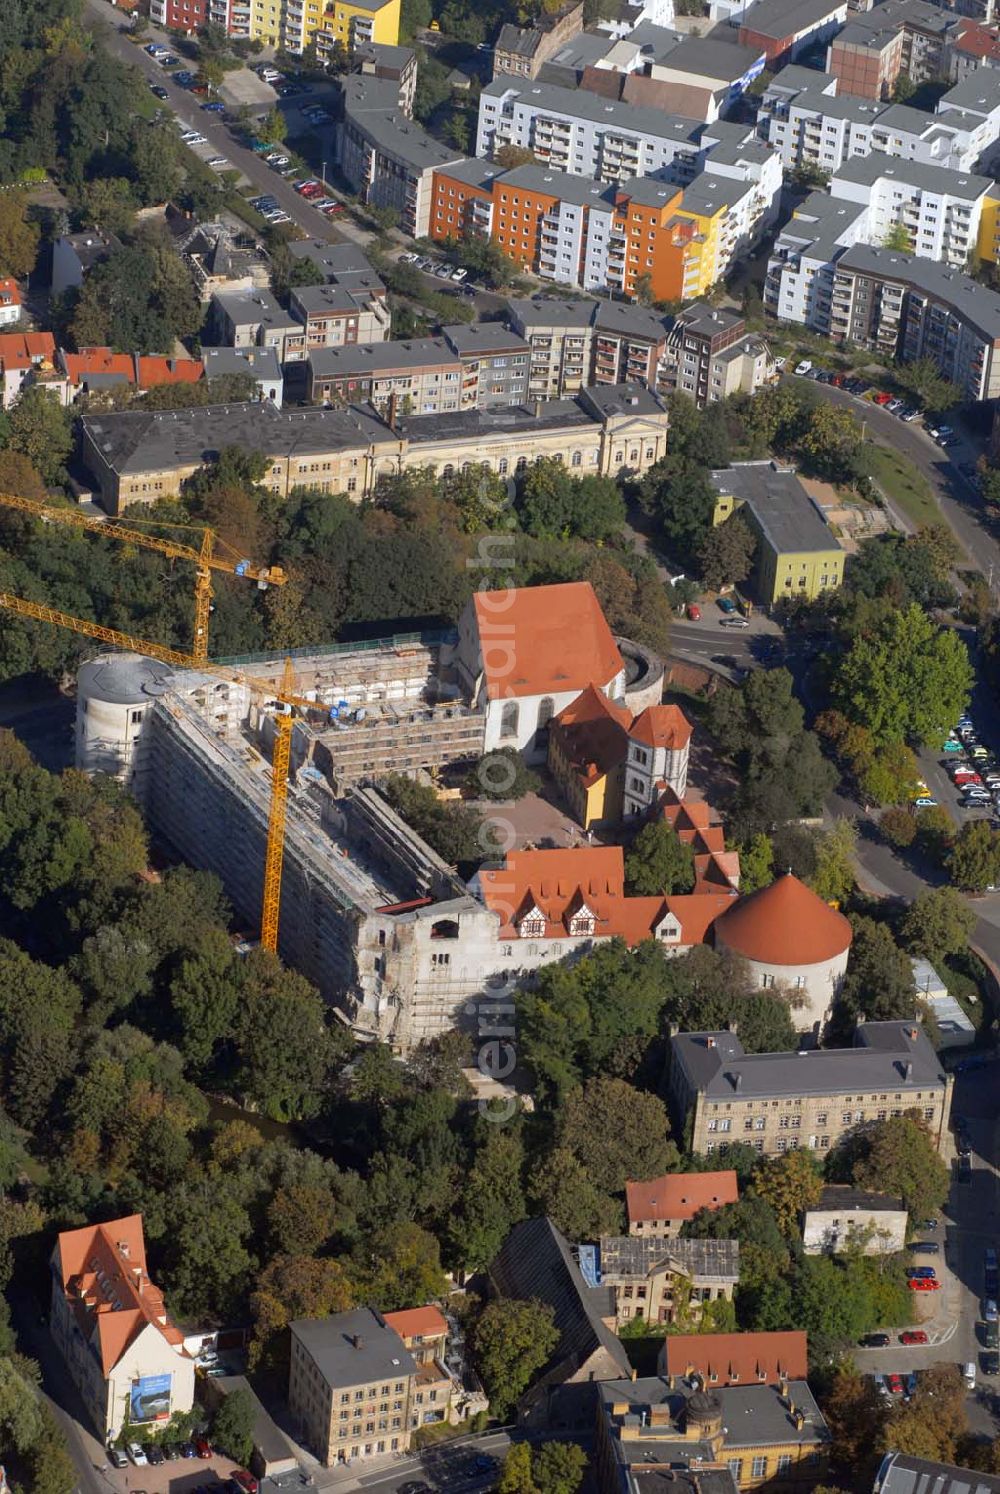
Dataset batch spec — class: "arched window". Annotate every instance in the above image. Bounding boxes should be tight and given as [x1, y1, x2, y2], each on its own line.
[431, 919, 460, 940]
[461, 460, 471, 471]
[498, 458, 508, 475]
[537, 697, 555, 731]
[571, 450, 582, 467]
[442, 463, 455, 478]
[516, 456, 528, 472]
[501, 701, 519, 739]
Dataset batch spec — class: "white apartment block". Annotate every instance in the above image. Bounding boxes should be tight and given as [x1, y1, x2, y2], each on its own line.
[759, 67, 1000, 176]
[476, 78, 707, 184]
[834, 155, 991, 265]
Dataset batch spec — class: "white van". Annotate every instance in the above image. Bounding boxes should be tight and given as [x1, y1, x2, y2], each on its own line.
[964, 1362, 977, 1390]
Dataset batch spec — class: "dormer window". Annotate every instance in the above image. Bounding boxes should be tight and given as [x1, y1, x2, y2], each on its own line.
[568, 905, 596, 937]
[518, 904, 545, 938]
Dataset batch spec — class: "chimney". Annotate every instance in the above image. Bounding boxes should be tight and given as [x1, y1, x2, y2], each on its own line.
[534, 399, 544, 417]
[631, 1366, 637, 1382]
[387, 391, 398, 431]
[706, 1037, 716, 1049]
[727, 1021, 738, 1035]
[733, 1073, 743, 1093]
[904, 1060, 913, 1080]
[353, 1334, 365, 1349]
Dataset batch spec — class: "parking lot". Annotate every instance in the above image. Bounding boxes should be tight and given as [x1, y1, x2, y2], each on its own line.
[917, 710, 1000, 834]
[398, 252, 471, 287]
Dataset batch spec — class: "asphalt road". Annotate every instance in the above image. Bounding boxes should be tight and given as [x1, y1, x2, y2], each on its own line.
[82, 0, 353, 243]
[853, 1062, 1000, 1436]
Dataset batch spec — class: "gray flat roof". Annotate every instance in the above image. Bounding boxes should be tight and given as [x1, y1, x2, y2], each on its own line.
[507, 295, 595, 328]
[497, 162, 616, 206]
[600, 1378, 829, 1449]
[837, 243, 1000, 342]
[83, 401, 395, 475]
[790, 90, 886, 123]
[681, 173, 750, 216]
[673, 303, 746, 338]
[481, 76, 706, 140]
[873, 102, 939, 134]
[290, 1309, 416, 1389]
[581, 382, 665, 417]
[812, 1185, 905, 1213]
[394, 397, 594, 443]
[672, 1020, 948, 1101]
[710, 460, 839, 555]
[436, 157, 505, 189]
[288, 239, 385, 289]
[343, 75, 465, 174]
[834, 153, 992, 198]
[599, 1236, 740, 1281]
[354, 41, 415, 67]
[442, 322, 530, 356]
[212, 287, 298, 331]
[939, 69, 1000, 112]
[201, 346, 282, 381]
[308, 338, 459, 378]
[764, 64, 833, 94]
[846, 0, 955, 36]
[737, 0, 845, 40]
[876, 1453, 1000, 1494]
[593, 300, 669, 339]
[665, 34, 768, 78]
[291, 279, 385, 316]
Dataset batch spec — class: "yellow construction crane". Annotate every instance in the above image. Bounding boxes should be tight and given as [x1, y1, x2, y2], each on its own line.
[0, 591, 314, 952]
[0, 493, 287, 664]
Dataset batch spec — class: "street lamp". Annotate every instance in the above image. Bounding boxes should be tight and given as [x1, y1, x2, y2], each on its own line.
[321, 159, 327, 188]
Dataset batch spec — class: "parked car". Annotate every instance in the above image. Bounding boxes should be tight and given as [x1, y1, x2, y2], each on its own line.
[984, 1352, 1000, 1376]
[717, 596, 738, 614]
[873, 390, 894, 405]
[108, 1447, 129, 1469]
[907, 1267, 937, 1280]
[900, 408, 919, 421]
[451, 266, 468, 280]
[201, 101, 225, 112]
[145, 1445, 165, 1466]
[720, 616, 750, 629]
[686, 603, 701, 620]
[793, 360, 812, 376]
[913, 797, 938, 808]
[900, 1331, 929, 1345]
[860, 1332, 891, 1347]
[965, 1361, 978, 1389]
[887, 1374, 904, 1395]
[887, 398, 904, 413]
[985, 1299, 999, 1323]
[229, 1473, 259, 1494]
[128, 1444, 148, 1467]
[195, 1437, 213, 1459]
[181, 1442, 198, 1459]
[909, 1278, 942, 1291]
[910, 1242, 940, 1254]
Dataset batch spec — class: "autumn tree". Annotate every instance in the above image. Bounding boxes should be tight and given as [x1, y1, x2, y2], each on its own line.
[751, 1151, 822, 1237]
[0, 194, 40, 279]
[948, 820, 1000, 893]
[249, 1255, 354, 1370]
[880, 1363, 968, 1463]
[900, 887, 976, 962]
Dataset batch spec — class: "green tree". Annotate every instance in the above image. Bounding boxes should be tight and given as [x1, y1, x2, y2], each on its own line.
[3, 388, 73, 485]
[468, 748, 540, 802]
[162, 1185, 254, 1322]
[249, 1254, 354, 1370]
[351, 1221, 448, 1311]
[846, 1114, 950, 1217]
[882, 224, 912, 251]
[900, 887, 976, 961]
[697, 514, 756, 592]
[833, 604, 973, 748]
[839, 916, 916, 1026]
[24, 1401, 76, 1494]
[625, 821, 696, 895]
[894, 356, 961, 412]
[859, 741, 921, 807]
[534, 1442, 588, 1494]
[740, 833, 774, 894]
[879, 1363, 968, 1464]
[213, 1388, 256, 1465]
[261, 107, 287, 143]
[810, 819, 856, 905]
[529, 1146, 622, 1239]
[559, 1077, 676, 1194]
[499, 1443, 538, 1494]
[881, 807, 917, 848]
[380, 775, 495, 865]
[470, 1298, 559, 1421]
[0, 1357, 43, 1453]
[517, 460, 626, 542]
[450, 1129, 527, 1271]
[229, 950, 348, 1120]
[948, 819, 1000, 892]
[0, 193, 40, 279]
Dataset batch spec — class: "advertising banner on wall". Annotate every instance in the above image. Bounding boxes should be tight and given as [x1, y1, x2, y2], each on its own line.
[130, 1373, 172, 1424]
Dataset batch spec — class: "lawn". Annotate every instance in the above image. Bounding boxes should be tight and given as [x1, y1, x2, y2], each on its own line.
[865, 443, 944, 531]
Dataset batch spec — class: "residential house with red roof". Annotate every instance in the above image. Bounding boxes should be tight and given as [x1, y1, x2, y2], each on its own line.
[0, 280, 21, 329]
[49, 1214, 195, 1441]
[383, 1306, 487, 1427]
[0, 332, 59, 409]
[58, 349, 204, 403]
[626, 1171, 739, 1238]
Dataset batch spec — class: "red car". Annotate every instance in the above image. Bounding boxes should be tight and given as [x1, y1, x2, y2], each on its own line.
[195, 1437, 212, 1459]
[873, 391, 894, 405]
[908, 1278, 942, 1291]
[900, 1331, 929, 1345]
[953, 770, 982, 784]
[686, 603, 701, 620]
[230, 1473, 258, 1494]
[887, 1373, 904, 1394]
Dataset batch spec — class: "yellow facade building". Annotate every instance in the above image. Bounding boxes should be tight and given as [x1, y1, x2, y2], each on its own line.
[596, 1376, 829, 1494]
[709, 460, 845, 607]
[247, 0, 400, 52]
[976, 186, 1000, 267]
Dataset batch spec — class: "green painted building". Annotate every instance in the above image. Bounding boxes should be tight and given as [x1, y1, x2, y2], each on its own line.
[709, 460, 845, 606]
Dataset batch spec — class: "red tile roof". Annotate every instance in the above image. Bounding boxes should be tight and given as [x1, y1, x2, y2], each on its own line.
[53, 1214, 186, 1375]
[549, 682, 631, 787]
[953, 20, 1000, 58]
[61, 348, 135, 384]
[383, 1305, 448, 1341]
[0, 331, 56, 371]
[663, 1331, 808, 1386]
[477, 848, 733, 947]
[626, 1171, 739, 1226]
[630, 704, 692, 751]
[136, 355, 204, 388]
[714, 872, 852, 966]
[0, 278, 21, 309]
[473, 582, 624, 701]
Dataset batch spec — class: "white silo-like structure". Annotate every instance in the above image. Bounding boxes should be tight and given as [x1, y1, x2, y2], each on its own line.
[75, 653, 175, 793]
